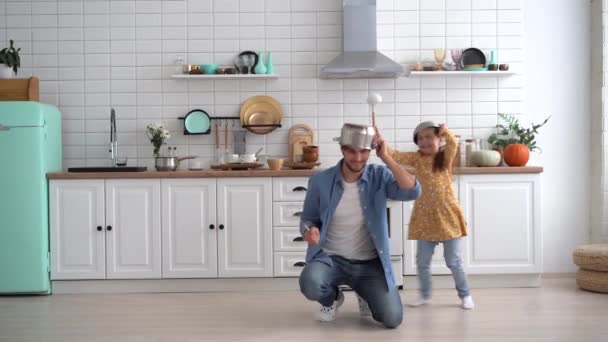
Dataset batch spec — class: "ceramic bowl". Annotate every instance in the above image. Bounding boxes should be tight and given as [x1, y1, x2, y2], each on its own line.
[201, 64, 218, 74]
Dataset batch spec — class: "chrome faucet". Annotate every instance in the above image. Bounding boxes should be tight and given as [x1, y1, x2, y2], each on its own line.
[109, 108, 118, 166]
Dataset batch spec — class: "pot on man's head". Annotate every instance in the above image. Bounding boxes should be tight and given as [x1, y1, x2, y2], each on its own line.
[334, 123, 376, 150]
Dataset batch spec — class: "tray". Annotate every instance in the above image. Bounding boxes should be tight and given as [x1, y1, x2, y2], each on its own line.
[284, 161, 321, 170]
[210, 163, 264, 170]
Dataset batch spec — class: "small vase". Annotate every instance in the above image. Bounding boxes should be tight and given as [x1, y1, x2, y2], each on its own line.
[254, 51, 267, 74]
[153, 145, 161, 158]
[488, 50, 497, 70]
[266, 51, 274, 74]
[0, 65, 14, 79]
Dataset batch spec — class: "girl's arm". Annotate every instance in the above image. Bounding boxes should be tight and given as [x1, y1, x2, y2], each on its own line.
[439, 125, 458, 168]
[388, 146, 418, 166]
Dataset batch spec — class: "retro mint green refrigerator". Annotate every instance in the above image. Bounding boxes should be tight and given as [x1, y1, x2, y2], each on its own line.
[0, 101, 62, 294]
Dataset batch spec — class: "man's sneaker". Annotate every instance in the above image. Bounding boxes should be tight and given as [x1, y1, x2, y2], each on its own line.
[461, 295, 475, 310]
[356, 294, 372, 317]
[408, 295, 431, 307]
[316, 290, 344, 322]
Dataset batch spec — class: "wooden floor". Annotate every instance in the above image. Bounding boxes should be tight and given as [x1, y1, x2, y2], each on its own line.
[1, 277, 607, 342]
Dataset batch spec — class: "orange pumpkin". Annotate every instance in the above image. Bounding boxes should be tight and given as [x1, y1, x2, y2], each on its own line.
[503, 144, 529, 166]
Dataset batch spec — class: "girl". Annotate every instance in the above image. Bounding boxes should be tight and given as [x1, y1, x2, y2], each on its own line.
[378, 121, 474, 310]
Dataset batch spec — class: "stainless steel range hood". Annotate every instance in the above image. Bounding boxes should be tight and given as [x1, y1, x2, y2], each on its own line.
[319, 0, 404, 79]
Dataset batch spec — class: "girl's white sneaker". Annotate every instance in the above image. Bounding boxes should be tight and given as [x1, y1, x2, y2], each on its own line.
[408, 296, 431, 307]
[461, 295, 475, 310]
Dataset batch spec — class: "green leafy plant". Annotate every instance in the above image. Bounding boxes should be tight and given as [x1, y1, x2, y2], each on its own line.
[487, 113, 550, 152]
[0, 39, 21, 74]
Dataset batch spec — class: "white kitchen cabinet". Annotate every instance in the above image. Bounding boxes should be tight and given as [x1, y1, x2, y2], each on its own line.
[161, 179, 217, 278]
[459, 174, 541, 274]
[271, 177, 309, 277]
[50, 180, 106, 280]
[50, 179, 161, 280]
[217, 178, 273, 277]
[162, 178, 273, 278]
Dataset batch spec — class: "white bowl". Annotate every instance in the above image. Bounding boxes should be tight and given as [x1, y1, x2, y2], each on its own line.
[239, 153, 257, 163]
[224, 153, 239, 163]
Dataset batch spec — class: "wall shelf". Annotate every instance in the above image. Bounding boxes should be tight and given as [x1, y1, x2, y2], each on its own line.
[171, 74, 279, 80]
[408, 71, 517, 77]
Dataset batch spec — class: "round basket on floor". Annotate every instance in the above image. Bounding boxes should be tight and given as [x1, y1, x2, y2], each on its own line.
[576, 268, 608, 293]
[573, 244, 608, 272]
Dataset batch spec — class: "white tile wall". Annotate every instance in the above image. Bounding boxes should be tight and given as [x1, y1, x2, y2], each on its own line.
[598, 0, 608, 241]
[0, 0, 523, 169]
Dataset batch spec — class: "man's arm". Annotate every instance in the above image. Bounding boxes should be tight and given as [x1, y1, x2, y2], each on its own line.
[375, 133, 417, 190]
[299, 177, 322, 245]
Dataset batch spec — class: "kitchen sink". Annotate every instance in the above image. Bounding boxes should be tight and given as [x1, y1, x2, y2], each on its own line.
[68, 166, 148, 172]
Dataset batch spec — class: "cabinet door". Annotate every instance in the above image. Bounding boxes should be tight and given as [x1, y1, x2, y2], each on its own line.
[217, 178, 273, 277]
[105, 179, 161, 279]
[50, 180, 105, 280]
[459, 174, 541, 274]
[161, 179, 217, 278]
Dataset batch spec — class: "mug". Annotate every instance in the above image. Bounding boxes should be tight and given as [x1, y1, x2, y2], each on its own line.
[267, 159, 284, 170]
[224, 153, 239, 163]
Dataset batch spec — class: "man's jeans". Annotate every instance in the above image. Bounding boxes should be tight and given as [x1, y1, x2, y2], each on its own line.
[299, 255, 403, 329]
[417, 238, 470, 299]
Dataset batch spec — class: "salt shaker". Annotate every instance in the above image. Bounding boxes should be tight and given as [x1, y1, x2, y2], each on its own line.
[465, 139, 475, 166]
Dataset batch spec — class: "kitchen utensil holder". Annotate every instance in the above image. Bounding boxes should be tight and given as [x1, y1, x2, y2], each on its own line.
[210, 116, 281, 129]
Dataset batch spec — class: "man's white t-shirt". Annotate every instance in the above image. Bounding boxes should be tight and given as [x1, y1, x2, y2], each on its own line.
[322, 180, 378, 260]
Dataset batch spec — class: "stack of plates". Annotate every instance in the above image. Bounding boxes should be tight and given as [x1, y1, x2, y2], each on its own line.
[240, 96, 283, 134]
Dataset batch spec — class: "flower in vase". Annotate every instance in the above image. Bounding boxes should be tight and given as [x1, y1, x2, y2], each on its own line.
[146, 123, 171, 157]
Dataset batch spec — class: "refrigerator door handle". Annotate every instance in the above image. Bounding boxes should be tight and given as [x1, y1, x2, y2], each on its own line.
[0, 124, 44, 131]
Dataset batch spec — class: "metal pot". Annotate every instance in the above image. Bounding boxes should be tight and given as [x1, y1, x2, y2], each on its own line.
[155, 156, 196, 171]
[333, 123, 376, 150]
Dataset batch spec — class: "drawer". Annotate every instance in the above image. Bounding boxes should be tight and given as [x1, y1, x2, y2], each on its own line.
[273, 252, 307, 277]
[273, 227, 307, 252]
[273, 202, 304, 227]
[273, 177, 309, 201]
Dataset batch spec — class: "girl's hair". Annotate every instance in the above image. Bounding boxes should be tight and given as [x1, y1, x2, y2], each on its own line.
[433, 147, 447, 173]
[414, 127, 448, 173]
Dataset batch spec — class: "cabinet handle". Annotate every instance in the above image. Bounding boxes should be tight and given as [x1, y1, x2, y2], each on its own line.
[219, 224, 224, 230]
[292, 186, 307, 192]
[209, 224, 215, 230]
[293, 262, 306, 267]
[106, 225, 112, 231]
[96, 226, 102, 231]
[293, 211, 302, 217]
[292, 236, 304, 242]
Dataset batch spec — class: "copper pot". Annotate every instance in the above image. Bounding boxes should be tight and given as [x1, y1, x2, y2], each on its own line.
[302, 145, 319, 162]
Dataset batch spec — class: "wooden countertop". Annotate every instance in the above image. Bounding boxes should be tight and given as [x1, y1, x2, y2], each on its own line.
[48, 169, 319, 179]
[47, 166, 543, 180]
[454, 166, 543, 174]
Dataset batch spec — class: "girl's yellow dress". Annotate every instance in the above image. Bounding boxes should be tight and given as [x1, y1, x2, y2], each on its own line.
[390, 127, 467, 241]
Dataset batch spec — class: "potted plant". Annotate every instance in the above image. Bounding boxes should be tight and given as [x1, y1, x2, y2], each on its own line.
[0, 40, 21, 78]
[487, 113, 550, 166]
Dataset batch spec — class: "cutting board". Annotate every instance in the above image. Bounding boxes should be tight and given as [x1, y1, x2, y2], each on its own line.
[288, 124, 314, 162]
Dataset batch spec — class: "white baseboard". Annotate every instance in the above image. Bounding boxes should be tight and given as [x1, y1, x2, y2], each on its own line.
[52, 274, 544, 295]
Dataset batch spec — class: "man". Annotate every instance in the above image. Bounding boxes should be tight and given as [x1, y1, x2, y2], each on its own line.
[298, 124, 421, 329]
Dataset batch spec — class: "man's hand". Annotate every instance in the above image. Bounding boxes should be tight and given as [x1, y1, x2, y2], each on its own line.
[303, 227, 320, 246]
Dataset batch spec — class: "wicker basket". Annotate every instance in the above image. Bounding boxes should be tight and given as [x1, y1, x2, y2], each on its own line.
[576, 269, 608, 293]
[573, 244, 608, 272]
